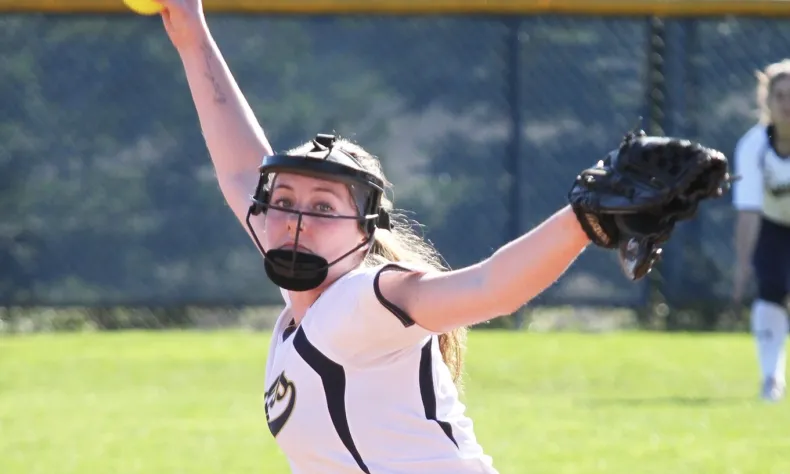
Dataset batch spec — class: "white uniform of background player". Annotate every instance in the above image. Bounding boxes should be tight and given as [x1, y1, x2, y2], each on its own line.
[265, 267, 497, 474]
[732, 123, 790, 400]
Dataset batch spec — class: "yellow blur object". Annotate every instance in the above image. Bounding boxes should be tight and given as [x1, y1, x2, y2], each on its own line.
[122, 0, 163, 15]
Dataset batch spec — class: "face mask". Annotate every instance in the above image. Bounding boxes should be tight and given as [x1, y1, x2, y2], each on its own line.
[245, 134, 391, 292]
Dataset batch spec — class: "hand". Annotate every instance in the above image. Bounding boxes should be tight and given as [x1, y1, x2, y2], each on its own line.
[156, 0, 210, 52]
[567, 127, 728, 281]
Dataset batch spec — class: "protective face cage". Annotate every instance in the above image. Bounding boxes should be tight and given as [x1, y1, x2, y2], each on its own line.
[245, 134, 392, 292]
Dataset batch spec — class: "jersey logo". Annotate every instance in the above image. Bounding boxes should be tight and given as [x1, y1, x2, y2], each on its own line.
[761, 145, 790, 196]
[767, 182, 790, 197]
[264, 371, 297, 437]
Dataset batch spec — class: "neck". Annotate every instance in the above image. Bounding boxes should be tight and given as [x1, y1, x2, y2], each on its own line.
[281, 263, 364, 323]
[285, 290, 321, 324]
[774, 125, 790, 155]
[773, 122, 790, 140]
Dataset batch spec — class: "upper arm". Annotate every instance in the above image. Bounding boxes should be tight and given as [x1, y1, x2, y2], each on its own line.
[376, 262, 506, 334]
[214, 171, 266, 253]
[217, 171, 259, 227]
[732, 128, 765, 212]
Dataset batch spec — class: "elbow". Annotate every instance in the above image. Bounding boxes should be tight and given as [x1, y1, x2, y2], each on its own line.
[477, 262, 532, 319]
[493, 287, 541, 317]
[492, 300, 526, 320]
[424, 264, 525, 331]
[479, 261, 561, 318]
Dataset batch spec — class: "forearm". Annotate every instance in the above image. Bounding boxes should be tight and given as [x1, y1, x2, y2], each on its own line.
[177, 31, 273, 180]
[481, 205, 590, 312]
[399, 205, 590, 333]
[734, 211, 761, 267]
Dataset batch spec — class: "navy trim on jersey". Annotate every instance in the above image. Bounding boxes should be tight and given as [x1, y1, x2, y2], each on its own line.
[282, 319, 297, 342]
[374, 264, 459, 448]
[293, 327, 371, 474]
[419, 337, 459, 448]
[766, 125, 790, 161]
[373, 263, 416, 327]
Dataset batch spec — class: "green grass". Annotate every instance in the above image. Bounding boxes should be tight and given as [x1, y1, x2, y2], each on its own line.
[1, 330, 789, 474]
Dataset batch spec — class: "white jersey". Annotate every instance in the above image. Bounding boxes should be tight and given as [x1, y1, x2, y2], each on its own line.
[263, 263, 498, 474]
[732, 124, 790, 225]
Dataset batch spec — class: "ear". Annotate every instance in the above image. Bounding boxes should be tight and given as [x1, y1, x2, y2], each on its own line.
[357, 229, 372, 249]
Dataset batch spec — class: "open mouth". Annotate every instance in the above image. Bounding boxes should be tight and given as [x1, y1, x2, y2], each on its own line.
[278, 242, 313, 253]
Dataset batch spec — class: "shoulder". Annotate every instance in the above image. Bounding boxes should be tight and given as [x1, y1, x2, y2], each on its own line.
[317, 263, 401, 302]
[736, 124, 768, 156]
[731, 124, 767, 210]
[301, 262, 439, 363]
[323, 262, 426, 326]
[733, 123, 770, 174]
[323, 261, 426, 303]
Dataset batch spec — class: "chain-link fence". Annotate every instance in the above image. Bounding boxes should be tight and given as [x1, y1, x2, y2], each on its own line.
[0, 13, 783, 330]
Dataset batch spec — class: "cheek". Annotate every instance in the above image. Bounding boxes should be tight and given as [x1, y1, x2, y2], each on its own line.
[770, 94, 790, 109]
[261, 213, 287, 244]
[315, 220, 365, 250]
[769, 99, 784, 117]
[313, 218, 352, 238]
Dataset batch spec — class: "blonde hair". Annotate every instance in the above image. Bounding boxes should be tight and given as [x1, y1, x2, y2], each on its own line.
[756, 59, 790, 124]
[285, 137, 468, 388]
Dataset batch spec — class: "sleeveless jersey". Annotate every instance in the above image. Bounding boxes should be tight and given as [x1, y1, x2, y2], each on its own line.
[732, 124, 790, 225]
[263, 263, 499, 474]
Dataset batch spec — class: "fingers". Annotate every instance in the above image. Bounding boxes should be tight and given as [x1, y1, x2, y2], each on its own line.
[153, 0, 176, 11]
[153, 0, 186, 13]
[155, 0, 201, 12]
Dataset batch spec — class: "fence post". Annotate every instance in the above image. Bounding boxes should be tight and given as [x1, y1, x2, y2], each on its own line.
[645, 16, 667, 137]
[649, 19, 717, 330]
[505, 17, 525, 328]
[505, 17, 522, 244]
[634, 16, 668, 328]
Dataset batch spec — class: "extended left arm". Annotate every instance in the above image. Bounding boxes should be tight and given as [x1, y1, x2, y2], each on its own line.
[378, 205, 590, 333]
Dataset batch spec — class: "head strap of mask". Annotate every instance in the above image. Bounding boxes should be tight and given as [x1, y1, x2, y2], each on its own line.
[245, 134, 392, 292]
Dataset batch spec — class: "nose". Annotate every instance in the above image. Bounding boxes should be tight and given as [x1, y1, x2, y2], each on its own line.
[286, 212, 306, 236]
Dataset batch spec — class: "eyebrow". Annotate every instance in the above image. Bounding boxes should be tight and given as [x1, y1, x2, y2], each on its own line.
[273, 182, 343, 199]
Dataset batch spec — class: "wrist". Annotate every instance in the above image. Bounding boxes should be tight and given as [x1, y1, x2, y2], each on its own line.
[174, 23, 213, 57]
[570, 206, 616, 249]
[735, 255, 752, 268]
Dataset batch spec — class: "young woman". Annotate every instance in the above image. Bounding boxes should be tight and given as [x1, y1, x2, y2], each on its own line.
[732, 59, 790, 402]
[157, 1, 595, 472]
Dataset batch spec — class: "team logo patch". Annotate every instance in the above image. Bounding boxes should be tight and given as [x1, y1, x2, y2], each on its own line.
[264, 371, 297, 437]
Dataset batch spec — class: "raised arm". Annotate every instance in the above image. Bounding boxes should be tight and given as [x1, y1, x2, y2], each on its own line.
[159, 0, 273, 224]
[378, 205, 590, 333]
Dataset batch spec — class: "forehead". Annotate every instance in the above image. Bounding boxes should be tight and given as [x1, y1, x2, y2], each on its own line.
[272, 172, 349, 193]
[772, 75, 790, 93]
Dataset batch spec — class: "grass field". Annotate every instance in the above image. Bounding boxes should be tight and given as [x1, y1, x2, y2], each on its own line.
[2, 330, 789, 474]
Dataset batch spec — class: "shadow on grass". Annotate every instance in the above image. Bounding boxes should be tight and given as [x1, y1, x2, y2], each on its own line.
[582, 396, 756, 407]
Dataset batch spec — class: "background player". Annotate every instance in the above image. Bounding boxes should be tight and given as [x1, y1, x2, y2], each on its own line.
[732, 59, 790, 402]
